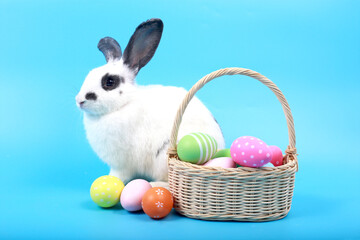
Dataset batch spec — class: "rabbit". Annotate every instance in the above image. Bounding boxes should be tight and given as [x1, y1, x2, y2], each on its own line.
[75, 18, 225, 187]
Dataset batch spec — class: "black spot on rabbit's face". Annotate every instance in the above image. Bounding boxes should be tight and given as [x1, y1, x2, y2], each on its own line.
[85, 92, 97, 101]
[101, 73, 124, 91]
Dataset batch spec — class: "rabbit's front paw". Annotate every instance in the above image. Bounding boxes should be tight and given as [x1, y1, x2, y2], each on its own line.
[109, 168, 132, 184]
[150, 181, 169, 190]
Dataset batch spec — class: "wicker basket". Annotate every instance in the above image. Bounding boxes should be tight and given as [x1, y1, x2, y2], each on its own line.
[167, 67, 298, 222]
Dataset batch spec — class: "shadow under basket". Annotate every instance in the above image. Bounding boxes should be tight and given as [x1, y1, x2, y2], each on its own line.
[167, 67, 298, 222]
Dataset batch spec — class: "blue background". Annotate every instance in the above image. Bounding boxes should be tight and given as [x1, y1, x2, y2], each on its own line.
[1, 0, 359, 239]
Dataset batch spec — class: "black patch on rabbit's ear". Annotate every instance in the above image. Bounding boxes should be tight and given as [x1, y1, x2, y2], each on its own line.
[123, 18, 163, 72]
[98, 37, 122, 62]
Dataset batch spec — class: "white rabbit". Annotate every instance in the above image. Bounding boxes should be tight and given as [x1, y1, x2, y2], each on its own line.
[76, 19, 225, 186]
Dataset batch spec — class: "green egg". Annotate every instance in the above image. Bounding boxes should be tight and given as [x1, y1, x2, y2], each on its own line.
[212, 149, 231, 159]
[177, 133, 218, 164]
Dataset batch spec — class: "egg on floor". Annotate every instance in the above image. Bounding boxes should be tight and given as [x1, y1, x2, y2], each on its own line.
[90, 175, 124, 208]
[120, 179, 152, 212]
[142, 187, 173, 219]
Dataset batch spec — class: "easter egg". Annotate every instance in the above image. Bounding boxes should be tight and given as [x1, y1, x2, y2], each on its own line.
[269, 145, 283, 166]
[230, 136, 273, 168]
[120, 179, 152, 212]
[261, 162, 275, 168]
[90, 175, 124, 208]
[177, 133, 218, 164]
[203, 157, 236, 168]
[142, 187, 173, 219]
[212, 149, 231, 159]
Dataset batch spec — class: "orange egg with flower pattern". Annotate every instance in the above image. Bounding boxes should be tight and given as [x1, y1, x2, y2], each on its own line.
[141, 187, 173, 219]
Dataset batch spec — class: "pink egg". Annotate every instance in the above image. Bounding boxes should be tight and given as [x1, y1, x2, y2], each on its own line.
[120, 179, 152, 212]
[203, 157, 236, 168]
[269, 145, 283, 166]
[230, 136, 272, 168]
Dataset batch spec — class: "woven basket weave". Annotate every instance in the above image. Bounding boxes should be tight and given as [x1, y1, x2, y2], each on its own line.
[167, 67, 298, 222]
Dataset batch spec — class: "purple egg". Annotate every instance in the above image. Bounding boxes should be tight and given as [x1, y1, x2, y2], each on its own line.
[120, 179, 152, 211]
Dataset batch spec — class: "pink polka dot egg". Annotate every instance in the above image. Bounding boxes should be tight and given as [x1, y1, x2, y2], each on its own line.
[230, 136, 273, 168]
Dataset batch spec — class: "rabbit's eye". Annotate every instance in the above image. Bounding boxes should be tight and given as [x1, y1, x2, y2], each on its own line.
[107, 78, 114, 86]
[101, 74, 123, 91]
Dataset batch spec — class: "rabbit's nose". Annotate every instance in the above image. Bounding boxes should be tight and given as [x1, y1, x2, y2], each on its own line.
[75, 94, 84, 105]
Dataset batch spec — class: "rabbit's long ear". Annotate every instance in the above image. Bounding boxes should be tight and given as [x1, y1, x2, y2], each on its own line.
[98, 37, 122, 62]
[123, 18, 163, 72]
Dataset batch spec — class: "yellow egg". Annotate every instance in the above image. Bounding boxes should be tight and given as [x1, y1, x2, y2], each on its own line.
[90, 175, 124, 208]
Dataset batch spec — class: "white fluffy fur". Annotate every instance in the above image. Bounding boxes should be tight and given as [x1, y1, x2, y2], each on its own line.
[76, 58, 224, 186]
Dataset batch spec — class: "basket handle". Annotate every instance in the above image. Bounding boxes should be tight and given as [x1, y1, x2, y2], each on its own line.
[167, 67, 297, 161]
